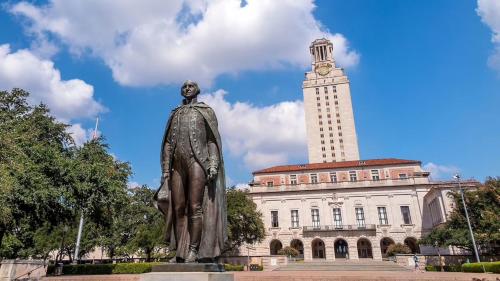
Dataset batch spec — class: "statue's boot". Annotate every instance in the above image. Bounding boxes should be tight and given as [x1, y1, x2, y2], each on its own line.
[185, 247, 198, 263]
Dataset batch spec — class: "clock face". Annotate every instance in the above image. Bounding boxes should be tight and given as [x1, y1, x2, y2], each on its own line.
[316, 63, 332, 76]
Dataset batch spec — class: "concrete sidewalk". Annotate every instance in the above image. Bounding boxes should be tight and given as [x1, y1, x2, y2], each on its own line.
[234, 271, 498, 281]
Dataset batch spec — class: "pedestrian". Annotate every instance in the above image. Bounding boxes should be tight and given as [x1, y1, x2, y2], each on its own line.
[413, 254, 420, 272]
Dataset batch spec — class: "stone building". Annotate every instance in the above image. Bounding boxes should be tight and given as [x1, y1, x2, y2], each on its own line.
[246, 159, 477, 261]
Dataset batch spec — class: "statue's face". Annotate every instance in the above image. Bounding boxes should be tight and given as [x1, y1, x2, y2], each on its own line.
[181, 81, 200, 99]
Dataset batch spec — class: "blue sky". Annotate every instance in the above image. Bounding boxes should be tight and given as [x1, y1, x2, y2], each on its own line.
[0, 0, 499, 188]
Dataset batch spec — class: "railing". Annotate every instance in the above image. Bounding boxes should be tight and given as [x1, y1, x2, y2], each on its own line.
[302, 224, 376, 232]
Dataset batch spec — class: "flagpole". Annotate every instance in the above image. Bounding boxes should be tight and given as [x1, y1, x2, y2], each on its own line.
[73, 117, 99, 264]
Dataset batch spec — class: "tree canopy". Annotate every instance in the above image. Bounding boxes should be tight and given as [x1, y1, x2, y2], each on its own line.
[419, 178, 500, 254]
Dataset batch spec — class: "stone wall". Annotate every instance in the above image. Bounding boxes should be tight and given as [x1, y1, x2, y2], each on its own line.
[0, 259, 47, 281]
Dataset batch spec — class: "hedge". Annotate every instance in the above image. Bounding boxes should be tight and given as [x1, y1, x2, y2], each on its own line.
[462, 261, 500, 274]
[47, 262, 160, 275]
[224, 264, 244, 271]
[425, 265, 462, 272]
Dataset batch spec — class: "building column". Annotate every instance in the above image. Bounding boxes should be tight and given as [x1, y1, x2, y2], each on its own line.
[348, 237, 358, 260]
[372, 236, 383, 261]
[303, 238, 312, 261]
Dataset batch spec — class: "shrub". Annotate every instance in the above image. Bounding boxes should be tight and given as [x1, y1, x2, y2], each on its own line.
[385, 243, 411, 257]
[277, 246, 299, 257]
[425, 265, 463, 272]
[224, 263, 244, 271]
[462, 261, 500, 273]
[46, 262, 159, 276]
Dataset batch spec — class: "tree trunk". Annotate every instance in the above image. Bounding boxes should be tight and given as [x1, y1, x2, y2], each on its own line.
[0, 228, 4, 250]
[146, 248, 152, 262]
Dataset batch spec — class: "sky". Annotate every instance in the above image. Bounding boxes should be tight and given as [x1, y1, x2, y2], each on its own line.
[0, 0, 499, 189]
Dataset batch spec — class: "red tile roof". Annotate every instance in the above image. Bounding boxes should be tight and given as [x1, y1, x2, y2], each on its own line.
[252, 158, 421, 175]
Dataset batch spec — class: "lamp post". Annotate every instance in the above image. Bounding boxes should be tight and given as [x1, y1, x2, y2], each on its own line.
[454, 174, 481, 264]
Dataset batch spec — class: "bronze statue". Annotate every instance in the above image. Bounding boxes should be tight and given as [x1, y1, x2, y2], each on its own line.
[154, 80, 227, 263]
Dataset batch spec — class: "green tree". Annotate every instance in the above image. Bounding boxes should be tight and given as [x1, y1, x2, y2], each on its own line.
[225, 188, 265, 253]
[420, 177, 500, 254]
[0, 89, 132, 259]
[0, 89, 75, 255]
[124, 185, 165, 261]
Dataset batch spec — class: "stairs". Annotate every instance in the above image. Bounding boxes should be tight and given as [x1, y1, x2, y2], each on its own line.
[274, 259, 410, 271]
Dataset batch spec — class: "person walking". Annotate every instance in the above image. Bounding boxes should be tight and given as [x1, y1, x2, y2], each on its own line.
[413, 254, 420, 272]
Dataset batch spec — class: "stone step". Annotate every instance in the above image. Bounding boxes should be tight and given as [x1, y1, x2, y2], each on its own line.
[275, 260, 410, 271]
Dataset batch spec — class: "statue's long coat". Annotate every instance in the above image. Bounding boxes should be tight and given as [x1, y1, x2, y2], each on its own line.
[154, 102, 227, 259]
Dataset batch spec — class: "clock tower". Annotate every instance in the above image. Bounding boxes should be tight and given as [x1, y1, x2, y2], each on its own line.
[303, 38, 360, 163]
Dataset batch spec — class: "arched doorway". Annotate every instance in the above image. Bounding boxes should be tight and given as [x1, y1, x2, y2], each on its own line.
[270, 239, 283, 255]
[290, 239, 304, 259]
[334, 239, 349, 259]
[380, 237, 395, 258]
[312, 238, 326, 259]
[404, 237, 420, 254]
[357, 238, 373, 258]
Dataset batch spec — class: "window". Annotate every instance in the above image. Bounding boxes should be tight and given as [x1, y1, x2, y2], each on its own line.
[324, 86, 328, 94]
[333, 208, 342, 228]
[334, 94, 338, 99]
[331, 153, 335, 158]
[271, 211, 279, 227]
[336, 113, 340, 117]
[267, 181, 274, 187]
[330, 139, 334, 143]
[319, 128, 323, 132]
[339, 139, 343, 143]
[317, 103, 321, 107]
[429, 198, 443, 226]
[325, 95, 329, 100]
[311, 209, 320, 228]
[355, 207, 365, 227]
[310, 174, 318, 184]
[338, 132, 342, 137]
[321, 140, 325, 144]
[320, 134, 324, 138]
[316, 96, 320, 101]
[327, 107, 330, 112]
[378, 207, 388, 225]
[329, 133, 333, 137]
[321, 147, 325, 151]
[322, 154, 326, 158]
[326, 101, 330, 106]
[332, 86, 337, 93]
[330, 146, 335, 150]
[349, 171, 357, 182]
[335, 101, 339, 105]
[315, 88, 319, 95]
[291, 210, 299, 228]
[318, 115, 322, 119]
[399, 173, 408, 179]
[330, 172, 337, 183]
[329, 126, 332, 131]
[337, 119, 341, 124]
[328, 120, 332, 124]
[371, 170, 380, 181]
[319, 121, 323, 125]
[290, 175, 297, 185]
[400, 206, 412, 224]
[317, 108, 321, 112]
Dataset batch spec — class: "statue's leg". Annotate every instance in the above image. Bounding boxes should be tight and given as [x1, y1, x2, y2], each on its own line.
[171, 166, 188, 261]
[186, 161, 206, 262]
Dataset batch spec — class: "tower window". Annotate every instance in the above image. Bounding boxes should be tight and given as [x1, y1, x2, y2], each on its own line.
[325, 95, 329, 100]
[321, 147, 325, 151]
[338, 132, 342, 137]
[330, 139, 334, 143]
[324, 87, 328, 94]
[337, 119, 341, 124]
[328, 127, 332, 131]
[321, 140, 325, 144]
[320, 134, 324, 138]
[326, 102, 330, 106]
[319, 121, 323, 125]
[335, 101, 339, 105]
[315, 88, 319, 95]
[332, 86, 337, 93]
[319, 128, 323, 131]
[317, 103, 321, 107]
[319, 115, 322, 119]
[329, 133, 333, 137]
[338, 126, 342, 130]
[334, 95, 338, 99]
[316, 96, 320, 101]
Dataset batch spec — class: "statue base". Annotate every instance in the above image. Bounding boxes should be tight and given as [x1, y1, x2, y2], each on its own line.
[151, 263, 225, 272]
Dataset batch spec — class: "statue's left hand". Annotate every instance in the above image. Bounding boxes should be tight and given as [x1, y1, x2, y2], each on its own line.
[207, 167, 218, 181]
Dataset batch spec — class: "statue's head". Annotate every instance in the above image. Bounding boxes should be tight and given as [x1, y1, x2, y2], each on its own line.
[181, 80, 200, 100]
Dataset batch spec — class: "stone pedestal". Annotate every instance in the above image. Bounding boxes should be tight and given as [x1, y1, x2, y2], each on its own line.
[141, 272, 234, 281]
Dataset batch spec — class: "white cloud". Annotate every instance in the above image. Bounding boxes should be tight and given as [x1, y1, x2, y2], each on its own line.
[66, 123, 101, 146]
[423, 162, 460, 180]
[477, 0, 500, 73]
[0, 44, 105, 122]
[11, 0, 360, 87]
[200, 90, 307, 170]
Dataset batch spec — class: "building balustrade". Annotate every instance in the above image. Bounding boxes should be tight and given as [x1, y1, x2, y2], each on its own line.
[302, 224, 376, 232]
[250, 177, 431, 193]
